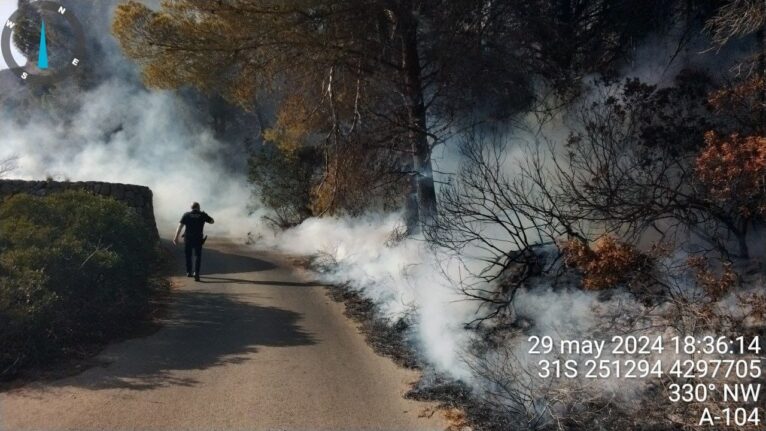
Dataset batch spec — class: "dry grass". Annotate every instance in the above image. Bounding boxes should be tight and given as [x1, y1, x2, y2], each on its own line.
[317, 274, 511, 430]
[324, 282, 420, 369]
[444, 408, 472, 431]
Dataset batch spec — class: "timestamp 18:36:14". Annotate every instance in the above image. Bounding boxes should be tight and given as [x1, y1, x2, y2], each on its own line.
[672, 336, 761, 355]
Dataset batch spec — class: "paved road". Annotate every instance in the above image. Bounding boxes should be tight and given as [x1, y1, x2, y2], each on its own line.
[1, 240, 444, 430]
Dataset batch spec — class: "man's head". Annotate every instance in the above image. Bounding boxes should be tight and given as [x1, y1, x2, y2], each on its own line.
[191, 202, 200, 211]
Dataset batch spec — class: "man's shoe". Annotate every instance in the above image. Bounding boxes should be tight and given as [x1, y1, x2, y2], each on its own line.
[186, 272, 193, 277]
[194, 274, 201, 282]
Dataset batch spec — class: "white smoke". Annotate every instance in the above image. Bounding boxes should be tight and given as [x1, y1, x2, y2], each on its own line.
[267, 213, 476, 380]
[0, 0, 262, 238]
[0, 0, 481, 383]
[1, 79, 259, 237]
[257, 31, 757, 399]
[2, 2, 759, 425]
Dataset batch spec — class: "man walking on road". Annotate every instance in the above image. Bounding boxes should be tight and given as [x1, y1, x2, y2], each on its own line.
[173, 202, 214, 281]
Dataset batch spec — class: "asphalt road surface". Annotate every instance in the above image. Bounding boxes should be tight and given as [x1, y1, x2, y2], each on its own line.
[0, 240, 445, 430]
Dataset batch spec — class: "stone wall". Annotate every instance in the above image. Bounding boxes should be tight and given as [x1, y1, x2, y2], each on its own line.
[0, 179, 159, 240]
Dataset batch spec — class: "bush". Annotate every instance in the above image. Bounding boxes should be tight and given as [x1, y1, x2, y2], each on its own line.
[560, 235, 653, 291]
[248, 142, 321, 228]
[696, 131, 766, 219]
[0, 190, 157, 378]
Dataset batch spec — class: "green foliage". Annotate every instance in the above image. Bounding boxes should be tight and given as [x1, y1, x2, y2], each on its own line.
[11, 0, 43, 59]
[248, 143, 321, 228]
[0, 191, 157, 378]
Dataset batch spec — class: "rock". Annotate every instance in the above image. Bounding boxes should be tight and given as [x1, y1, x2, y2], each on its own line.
[112, 184, 126, 200]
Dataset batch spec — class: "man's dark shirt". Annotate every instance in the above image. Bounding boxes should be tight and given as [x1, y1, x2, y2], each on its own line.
[180, 210, 213, 243]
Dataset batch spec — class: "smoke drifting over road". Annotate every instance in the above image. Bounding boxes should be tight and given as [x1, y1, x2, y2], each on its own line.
[2, 2, 762, 428]
[1, 79, 257, 236]
[0, 0, 671, 382]
[0, 0, 260, 238]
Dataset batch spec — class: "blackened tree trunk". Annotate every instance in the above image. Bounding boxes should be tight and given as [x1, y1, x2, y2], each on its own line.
[398, 0, 437, 233]
[759, 25, 765, 129]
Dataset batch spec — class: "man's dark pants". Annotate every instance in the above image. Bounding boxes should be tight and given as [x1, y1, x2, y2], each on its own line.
[185, 240, 203, 275]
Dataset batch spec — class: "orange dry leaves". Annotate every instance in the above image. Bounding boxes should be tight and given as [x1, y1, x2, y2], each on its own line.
[696, 132, 766, 218]
[561, 235, 649, 290]
[708, 76, 766, 115]
[687, 255, 738, 300]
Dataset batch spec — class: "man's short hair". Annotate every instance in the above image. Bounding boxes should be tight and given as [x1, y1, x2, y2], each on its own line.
[191, 202, 200, 210]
